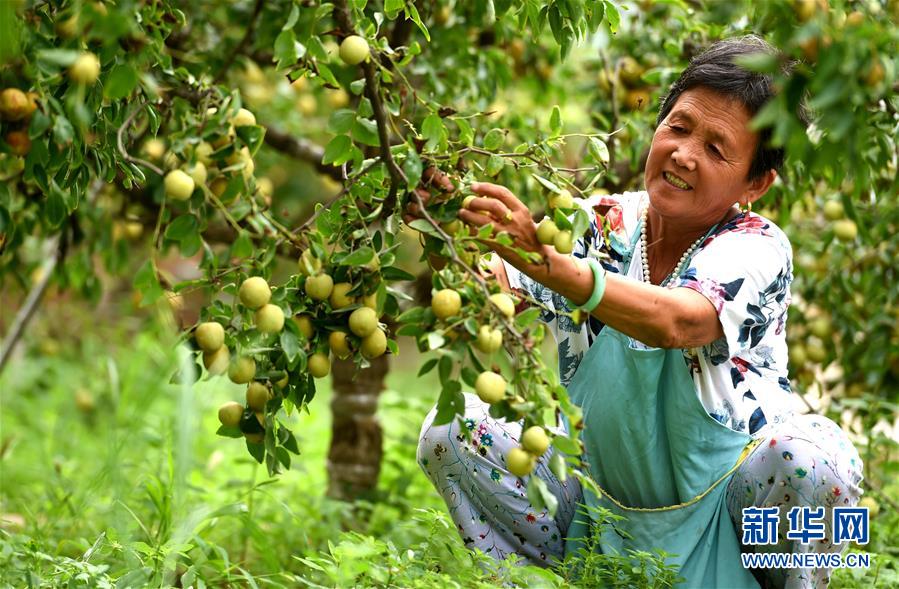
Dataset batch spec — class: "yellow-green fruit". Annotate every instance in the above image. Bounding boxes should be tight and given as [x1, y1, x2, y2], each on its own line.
[0, 88, 29, 121]
[809, 316, 832, 339]
[298, 249, 323, 276]
[195, 321, 225, 352]
[143, 138, 166, 160]
[218, 401, 244, 427]
[275, 374, 289, 389]
[462, 194, 477, 209]
[164, 170, 195, 201]
[294, 314, 314, 339]
[363, 292, 378, 310]
[349, 307, 379, 338]
[506, 447, 536, 477]
[806, 337, 827, 363]
[489, 293, 516, 319]
[329, 331, 351, 359]
[833, 219, 857, 242]
[246, 382, 270, 411]
[339, 35, 370, 65]
[536, 218, 559, 245]
[330, 282, 355, 309]
[792, 0, 817, 22]
[554, 230, 574, 254]
[549, 190, 574, 210]
[431, 289, 462, 320]
[361, 329, 388, 359]
[195, 141, 214, 165]
[68, 52, 101, 85]
[232, 108, 256, 127]
[789, 344, 808, 367]
[228, 356, 256, 384]
[521, 426, 550, 456]
[239, 276, 271, 309]
[442, 220, 463, 235]
[203, 346, 230, 375]
[255, 304, 285, 334]
[475, 371, 507, 404]
[859, 496, 880, 518]
[308, 352, 331, 378]
[305, 273, 334, 301]
[822, 200, 844, 221]
[187, 162, 207, 186]
[475, 325, 503, 353]
[244, 432, 264, 444]
[227, 146, 255, 179]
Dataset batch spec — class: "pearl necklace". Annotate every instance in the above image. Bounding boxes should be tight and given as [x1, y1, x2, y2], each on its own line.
[640, 206, 706, 287]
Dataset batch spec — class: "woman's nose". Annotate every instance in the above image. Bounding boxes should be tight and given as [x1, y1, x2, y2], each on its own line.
[671, 144, 697, 171]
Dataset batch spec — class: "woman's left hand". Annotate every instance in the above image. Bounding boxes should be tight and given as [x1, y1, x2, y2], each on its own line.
[459, 181, 548, 267]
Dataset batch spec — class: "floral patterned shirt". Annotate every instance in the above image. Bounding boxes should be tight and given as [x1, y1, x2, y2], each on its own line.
[504, 190, 796, 437]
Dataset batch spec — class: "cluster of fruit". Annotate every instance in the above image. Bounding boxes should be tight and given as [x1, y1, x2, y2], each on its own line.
[195, 277, 286, 443]
[161, 107, 260, 204]
[0, 87, 40, 157]
[534, 189, 577, 254]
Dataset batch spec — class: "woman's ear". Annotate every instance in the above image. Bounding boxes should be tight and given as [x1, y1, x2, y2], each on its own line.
[747, 169, 777, 205]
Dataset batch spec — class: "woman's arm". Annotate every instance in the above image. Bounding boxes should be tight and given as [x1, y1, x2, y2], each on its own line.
[460, 182, 724, 349]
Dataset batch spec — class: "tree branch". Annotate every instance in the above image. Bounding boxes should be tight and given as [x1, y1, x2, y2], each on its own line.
[263, 127, 343, 181]
[117, 101, 164, 177]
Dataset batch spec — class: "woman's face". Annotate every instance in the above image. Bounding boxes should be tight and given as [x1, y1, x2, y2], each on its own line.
[644, 86, 772, 228]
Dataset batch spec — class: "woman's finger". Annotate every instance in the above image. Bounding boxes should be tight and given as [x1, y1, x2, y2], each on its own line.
[470, 181, 527, 213]
[423, 167, 456, 192]
[465, 195, 510, 220]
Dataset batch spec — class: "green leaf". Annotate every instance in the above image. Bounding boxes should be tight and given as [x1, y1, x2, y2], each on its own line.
[339, 246, 374, 266]
[322, 135, 352, 165]
[515, 307, 542, 329]
[36, 49, 80, 66]
[280, 330, 301, 363]
[454, 117, 474, 146]
[282, 3, 300, 30]
[327, 109, 356, 134]
[533, 174, 560, 193]
[486, 154, 505, 177]
[421, 114, 447, 151]
[552, 435, 580, 456]
[274, 30, 299, 70]
[231, 231, 253, 258]
[483, 128, 504, 151]
[438, 355, 453, 385]
[104, 64, 139, 100]
[588, 138, 609, 166]
[351, 118, 380, 146]
[418, 357, 439, 377]
[133, 260, 163, 307]
[403, 149, 423, 190]
[604, 0, 620, 32]
[45, 188, 67, 227]
[549, 105, 562, 137]
[165, 214, 199, 240]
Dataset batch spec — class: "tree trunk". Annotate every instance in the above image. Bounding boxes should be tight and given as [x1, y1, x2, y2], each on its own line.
[326, 354, 389, 501]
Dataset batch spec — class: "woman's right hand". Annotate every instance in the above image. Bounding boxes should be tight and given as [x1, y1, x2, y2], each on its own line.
[402, 167, 456, 225]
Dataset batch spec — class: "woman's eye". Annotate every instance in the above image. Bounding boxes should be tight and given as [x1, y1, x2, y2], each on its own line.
[669, 124, 686, 133]
[709, 144, 723, 158]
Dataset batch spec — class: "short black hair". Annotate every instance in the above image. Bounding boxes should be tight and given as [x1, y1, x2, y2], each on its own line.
[657, 35, 803, 181]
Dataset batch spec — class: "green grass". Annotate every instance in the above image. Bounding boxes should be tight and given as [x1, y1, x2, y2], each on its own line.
[1, 309, 896, 587]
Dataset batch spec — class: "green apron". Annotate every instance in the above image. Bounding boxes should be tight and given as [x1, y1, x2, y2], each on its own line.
[563, 221, 761, 588]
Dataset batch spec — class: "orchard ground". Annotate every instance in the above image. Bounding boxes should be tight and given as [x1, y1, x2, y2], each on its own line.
[1, 293, 897, 588]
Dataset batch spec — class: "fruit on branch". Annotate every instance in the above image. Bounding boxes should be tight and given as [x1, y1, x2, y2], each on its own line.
[294, 314, 315, 339]
[521, 426, 550, 456]
[489, 293, 516, 319]
[806, 337, 827, 363]
[858, 496, 880, 518]
[239, 277, 271, 309]
[246, 382, 270, 411]
[308, 352, 331, 378]
[809, 316, 832, 339]
[275, 374, 289, 389]
[833, 219, 858, 242]
[475, 370, 507, 404]
[209, 177, 229, 200]
[255, 304, 285, 334]
[549, 190, 574, 210]
[329, 331, 351, 359]
[164, 170, 195, 201]
[362, 292, 378, 310]
[624, 88, 652, 111]
[186, 162, 207, 186]
[0, 88, 34, 121]
[339, 35, 370, 65]
[195, 321, 225, 352]
[68, 52, 101, 85]
[554, 230, 573, 254]
[142, 138, 166, 161]
[475, 325, 503, 353]
[227, 146, 255, 179]
[462, 195, 477, 209]
[349, 307, 379, 338]
[431, 288, 462, 319]
[298, 249, 323, 276]
[228, 356, 256, 384]
[865, 58, 885, 87]
[203, 346, 231, 375]
[194, 141, 214, 165]
[506, 447, 536, 477]
[326, 89, 350, 109]
[329, 282, 356, 309]
[218, 402, 244, 427]
[617, 56, 645, 86]
[823, 199, 844, 221]
[5, 131, 31, 156]
[361, 328, 387, 359]
[231, 108, 256, 127]
[791, 0, 819, 22]
[305, 273, 334, 301]
[536, 218, 559, 245]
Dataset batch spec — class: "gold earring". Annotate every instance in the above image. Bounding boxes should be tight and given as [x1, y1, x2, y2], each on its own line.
[742, 200, 752, 214]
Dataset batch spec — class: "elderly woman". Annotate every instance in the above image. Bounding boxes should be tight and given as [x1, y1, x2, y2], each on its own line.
[416, 36, 863, 589]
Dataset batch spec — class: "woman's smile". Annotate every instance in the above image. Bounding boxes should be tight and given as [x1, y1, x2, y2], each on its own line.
[663, 171, 692, 190]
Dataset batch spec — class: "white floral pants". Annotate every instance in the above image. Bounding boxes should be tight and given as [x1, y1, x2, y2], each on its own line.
[417, 393, 864, 588]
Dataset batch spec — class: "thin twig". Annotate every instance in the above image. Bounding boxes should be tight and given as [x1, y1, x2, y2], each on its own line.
[214, 0, 266, 84]
[117, 102, 165, 177]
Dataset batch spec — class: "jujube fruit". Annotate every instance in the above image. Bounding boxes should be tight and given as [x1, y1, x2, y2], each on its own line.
[239, 277, 271, 309]
[431, 289, 462, 319]
[218, 402, 244, 427]
[195, 321, 225, 352]
[349, 307, 379, 338]
[255, 304, 285, 334]
[308, 353, 331, 378]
